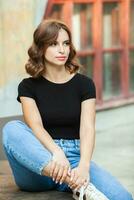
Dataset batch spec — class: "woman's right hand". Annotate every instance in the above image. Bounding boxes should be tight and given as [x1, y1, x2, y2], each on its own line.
[50, 148, 71, 184]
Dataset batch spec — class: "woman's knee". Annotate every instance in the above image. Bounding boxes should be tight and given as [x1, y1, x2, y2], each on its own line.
[2, 120, 25, 147]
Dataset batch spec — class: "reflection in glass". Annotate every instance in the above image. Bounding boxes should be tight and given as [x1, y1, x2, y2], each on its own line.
[130, 51, 134, 92]
[50, 4, 63, 19]
[103, 3, 120, 48]
[103, 53, 121, 100]
[130, 2, 134, 44]
[72, 4, 92, 50]
[79, 56, 93, 78]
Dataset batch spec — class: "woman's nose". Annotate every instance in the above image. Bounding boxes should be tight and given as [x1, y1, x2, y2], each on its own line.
[58, 45, 65, 53]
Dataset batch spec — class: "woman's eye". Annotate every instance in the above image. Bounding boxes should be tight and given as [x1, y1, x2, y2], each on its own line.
[49, 41, 70, 46]
[64, 42, 70, 46]
[50, 42, 57, 46]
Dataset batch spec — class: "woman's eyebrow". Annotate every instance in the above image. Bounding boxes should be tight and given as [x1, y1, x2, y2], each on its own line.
[63, 40, 70, 42]
[56, 40, 70, 43]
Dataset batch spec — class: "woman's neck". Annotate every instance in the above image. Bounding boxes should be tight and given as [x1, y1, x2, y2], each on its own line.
[42, 67, 73, 83]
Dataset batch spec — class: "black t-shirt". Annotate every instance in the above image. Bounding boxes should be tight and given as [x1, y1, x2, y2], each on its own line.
[17, 72, 96, 139]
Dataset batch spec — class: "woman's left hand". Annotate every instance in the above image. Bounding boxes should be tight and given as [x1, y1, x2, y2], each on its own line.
[68, 165, 90, 191]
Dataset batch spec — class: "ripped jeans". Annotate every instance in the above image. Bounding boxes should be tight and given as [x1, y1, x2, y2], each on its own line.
[2, 120, 133, 200]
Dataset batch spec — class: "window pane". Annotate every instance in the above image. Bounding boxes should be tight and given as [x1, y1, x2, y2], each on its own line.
[49, 4, 63, 19]
[130, 51, 134, 92]
[79, 56, 93, 78]
[130, 2, 134, 44]
[72, 4, 92, 50]
[103, 53, 121, 100]
[103, 3, 120, 48]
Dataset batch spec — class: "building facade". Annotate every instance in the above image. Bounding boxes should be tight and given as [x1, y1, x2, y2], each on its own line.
[45, 0, 134, 110]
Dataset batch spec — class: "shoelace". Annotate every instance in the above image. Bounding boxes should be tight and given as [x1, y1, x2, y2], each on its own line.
[77, 176, 90, 200]
[86, 184, 109, 200]
[78, 185, 86, 200]
[87, 184, 98, 198]
[87, 187, 99, 199]
[78, 183, 107, 200]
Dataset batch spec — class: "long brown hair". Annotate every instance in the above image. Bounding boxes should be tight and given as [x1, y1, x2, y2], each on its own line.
[25, 19, 81, 78]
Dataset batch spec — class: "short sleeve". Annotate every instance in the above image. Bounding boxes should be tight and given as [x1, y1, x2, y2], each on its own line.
[81, 76, 96, 102]
[17, 78, 35, 103]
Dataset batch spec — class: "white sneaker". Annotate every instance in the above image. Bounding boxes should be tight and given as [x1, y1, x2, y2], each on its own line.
[72, 183, 109, 200]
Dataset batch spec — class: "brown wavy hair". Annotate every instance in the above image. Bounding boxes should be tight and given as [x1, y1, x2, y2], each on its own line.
[25, 19, 81, 78]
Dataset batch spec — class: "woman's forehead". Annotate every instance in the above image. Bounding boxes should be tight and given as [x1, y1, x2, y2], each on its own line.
[56, 28, 69, 41]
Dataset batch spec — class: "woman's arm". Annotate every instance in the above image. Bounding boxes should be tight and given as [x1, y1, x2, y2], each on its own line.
[79, 98, 96, 169]
[20, 97, 61, 154]
[20, 97, 71, 183]
[68, 98, 96, 190]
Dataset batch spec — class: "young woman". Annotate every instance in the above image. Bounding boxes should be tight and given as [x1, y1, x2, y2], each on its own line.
[2, 19, 133, 200]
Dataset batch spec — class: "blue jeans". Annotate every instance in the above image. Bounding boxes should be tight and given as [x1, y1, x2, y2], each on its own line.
[2, 120, 133, 200]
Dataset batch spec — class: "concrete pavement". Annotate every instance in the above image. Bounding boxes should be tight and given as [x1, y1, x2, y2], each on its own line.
[93, 104, 134, 196]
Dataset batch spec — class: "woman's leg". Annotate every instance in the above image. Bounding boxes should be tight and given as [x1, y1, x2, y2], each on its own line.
[90, 161, 133, 200]
[2, 120, 56, 191]
[55, 139, 133, 200]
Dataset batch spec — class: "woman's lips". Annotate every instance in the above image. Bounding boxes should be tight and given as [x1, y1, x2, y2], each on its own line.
[56, 56, 67, 60]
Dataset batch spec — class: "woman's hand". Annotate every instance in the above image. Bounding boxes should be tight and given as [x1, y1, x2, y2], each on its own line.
[68, 165, 90, 191]
[50, 148, 71, 184]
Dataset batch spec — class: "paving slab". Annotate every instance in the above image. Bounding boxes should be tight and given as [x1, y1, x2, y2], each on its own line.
[93, 104, 134, 197]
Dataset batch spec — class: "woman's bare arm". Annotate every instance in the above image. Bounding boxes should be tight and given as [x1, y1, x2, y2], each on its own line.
[20, 97, 61, 154]
[20, 97, 72, 184]
[67, 99, 96, 190]
[79, 98, 96, 168]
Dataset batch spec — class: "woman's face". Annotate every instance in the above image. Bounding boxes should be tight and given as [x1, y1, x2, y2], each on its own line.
[44, 28, 70, 67]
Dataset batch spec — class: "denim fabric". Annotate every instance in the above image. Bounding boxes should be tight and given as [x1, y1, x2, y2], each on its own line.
[2, 120, 133, 200]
